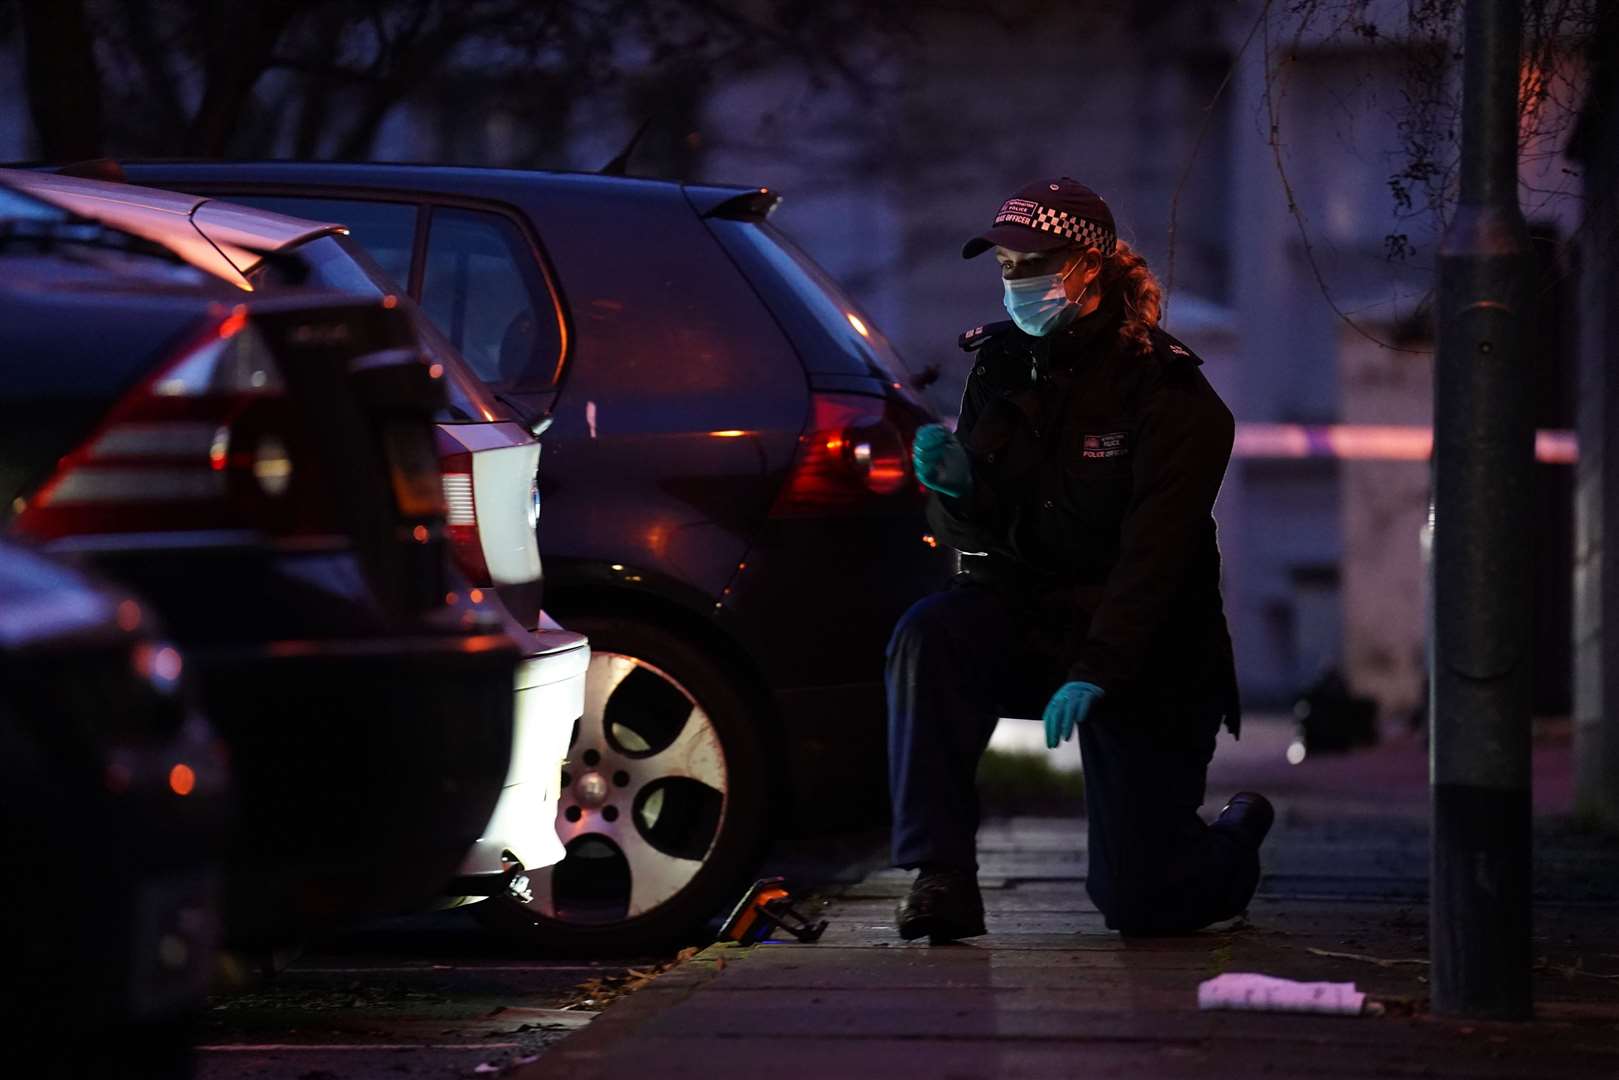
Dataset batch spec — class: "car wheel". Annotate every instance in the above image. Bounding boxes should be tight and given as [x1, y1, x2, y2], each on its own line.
[477, 615, 769, 952]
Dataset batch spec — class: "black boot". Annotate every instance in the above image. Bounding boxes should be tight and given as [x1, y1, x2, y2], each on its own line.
[1214, 791, 1275, 850]
[896, 866, 986, 943]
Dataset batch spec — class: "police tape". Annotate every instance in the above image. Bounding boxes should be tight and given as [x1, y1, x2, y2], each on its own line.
[1232, 423, 1577, 464]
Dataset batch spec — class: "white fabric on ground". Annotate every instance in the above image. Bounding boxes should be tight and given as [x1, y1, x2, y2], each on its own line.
[1197, 973, 1367, 1015]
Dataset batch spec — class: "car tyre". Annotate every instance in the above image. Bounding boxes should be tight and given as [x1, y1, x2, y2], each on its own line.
[476, 615, 769, 952]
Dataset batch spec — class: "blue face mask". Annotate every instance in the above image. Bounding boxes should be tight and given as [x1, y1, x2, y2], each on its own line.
[1002, 259, 1085, 337]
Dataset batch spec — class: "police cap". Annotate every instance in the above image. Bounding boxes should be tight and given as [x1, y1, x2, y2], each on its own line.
[962, 177, 1117, 260]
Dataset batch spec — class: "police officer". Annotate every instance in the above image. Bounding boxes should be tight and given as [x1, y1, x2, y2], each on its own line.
[888, 178, 1274, 941]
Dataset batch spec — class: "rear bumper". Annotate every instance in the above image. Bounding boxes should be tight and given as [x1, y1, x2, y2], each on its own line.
[718, 511, 942, 832]
[454, 626, 589, 889]
[193, 630, 520, 945]
[718, 511, 949, 690]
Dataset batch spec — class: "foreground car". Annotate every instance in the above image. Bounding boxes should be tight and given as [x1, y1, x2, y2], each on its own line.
[0, 180, 520, 945]
[123, 161, 951, 949]
[3, 165, 588, 909]
[0, 538, 226, 1078]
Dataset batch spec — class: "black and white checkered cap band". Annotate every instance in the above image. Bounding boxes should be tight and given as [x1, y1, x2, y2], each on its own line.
[993, 200, 1116, 254]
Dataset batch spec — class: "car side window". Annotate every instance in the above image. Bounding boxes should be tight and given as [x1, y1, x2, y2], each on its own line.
[420, 207, 561, 390]
[214, 194, 418, 290]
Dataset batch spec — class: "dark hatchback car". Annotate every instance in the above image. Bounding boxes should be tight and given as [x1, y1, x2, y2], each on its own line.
[0, 182, 521, 947]
[126, 162, 951, 949]
[0, 539, 226, 1079]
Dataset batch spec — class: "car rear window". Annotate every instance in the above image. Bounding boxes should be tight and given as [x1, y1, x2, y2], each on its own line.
[707, 218, 917, 388]
[0, 183, 70, 222]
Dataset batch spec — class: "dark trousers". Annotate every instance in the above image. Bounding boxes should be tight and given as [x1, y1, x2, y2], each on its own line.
[885, 584, 1260, 934]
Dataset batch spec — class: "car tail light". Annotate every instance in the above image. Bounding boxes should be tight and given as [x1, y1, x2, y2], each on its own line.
[770, 393, 919, 516]
[13, 307, 333, 542]
[439, 449, 490, 585]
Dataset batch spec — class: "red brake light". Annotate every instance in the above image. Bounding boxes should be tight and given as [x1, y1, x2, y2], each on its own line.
[11, 308, 331, 542]
[438, 448, 490, 585]
[770, 393, 918, 517]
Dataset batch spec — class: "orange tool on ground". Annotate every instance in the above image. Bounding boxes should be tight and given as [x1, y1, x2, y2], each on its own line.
[718, 877, 828, 945]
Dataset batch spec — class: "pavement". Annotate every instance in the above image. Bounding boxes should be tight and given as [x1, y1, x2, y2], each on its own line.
[193, 924, 651, 1080]
[515, 718, 1619, 1079]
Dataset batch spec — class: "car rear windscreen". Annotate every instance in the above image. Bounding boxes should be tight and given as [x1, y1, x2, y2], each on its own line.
[708, 218, 918, 389]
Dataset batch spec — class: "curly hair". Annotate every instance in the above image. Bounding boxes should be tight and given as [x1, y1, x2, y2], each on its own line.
[1094, 240, 1163, 357]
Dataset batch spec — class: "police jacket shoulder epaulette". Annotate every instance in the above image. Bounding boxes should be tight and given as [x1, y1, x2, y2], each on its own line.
[958, 320, 1034, 394]
[1148, 324, 1204, 368]
[958, 319, 1016, 353]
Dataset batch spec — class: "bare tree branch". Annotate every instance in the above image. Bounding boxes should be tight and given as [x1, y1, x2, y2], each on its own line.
[4, 0, 919, 167]
[184, 0, 305, 155]
[1260, 0, 1431, 354]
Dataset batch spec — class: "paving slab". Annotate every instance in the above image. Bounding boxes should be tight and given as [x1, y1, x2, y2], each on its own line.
[527, 1027, 1619, 1080]
[515, 734, 1619, 1080]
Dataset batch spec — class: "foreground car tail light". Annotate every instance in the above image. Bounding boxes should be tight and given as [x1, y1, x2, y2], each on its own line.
[12, 306, 333, 541]
[770, 393, 917, 516]
[439, 449, 490, 585]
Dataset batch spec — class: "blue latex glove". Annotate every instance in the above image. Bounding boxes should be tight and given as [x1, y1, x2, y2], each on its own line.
[912, 423, 973, 499]
[1043, 681, 1105, 748]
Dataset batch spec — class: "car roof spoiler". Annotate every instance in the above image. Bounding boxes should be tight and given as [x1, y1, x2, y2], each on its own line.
[685, 185, 782, 221]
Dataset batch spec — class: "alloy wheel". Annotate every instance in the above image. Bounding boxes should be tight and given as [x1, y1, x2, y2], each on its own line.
[524, 651, 729, 924]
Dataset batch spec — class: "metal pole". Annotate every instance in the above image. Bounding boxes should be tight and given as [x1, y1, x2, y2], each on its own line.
[1430, 0, 1534, 1020]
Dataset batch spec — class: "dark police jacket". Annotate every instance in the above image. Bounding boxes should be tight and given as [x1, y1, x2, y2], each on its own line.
[927, 303, 1242, 734]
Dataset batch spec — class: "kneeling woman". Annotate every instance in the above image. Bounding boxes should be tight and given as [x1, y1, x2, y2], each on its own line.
[888, 177, 1272, 941]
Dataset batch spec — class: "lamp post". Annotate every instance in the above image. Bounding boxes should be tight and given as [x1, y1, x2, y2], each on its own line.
[1429, 0, 1535, 1021]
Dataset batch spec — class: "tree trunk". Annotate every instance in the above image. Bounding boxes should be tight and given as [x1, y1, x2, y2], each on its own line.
[18, 0, 103, 161]
[184, 0, 303, 157]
